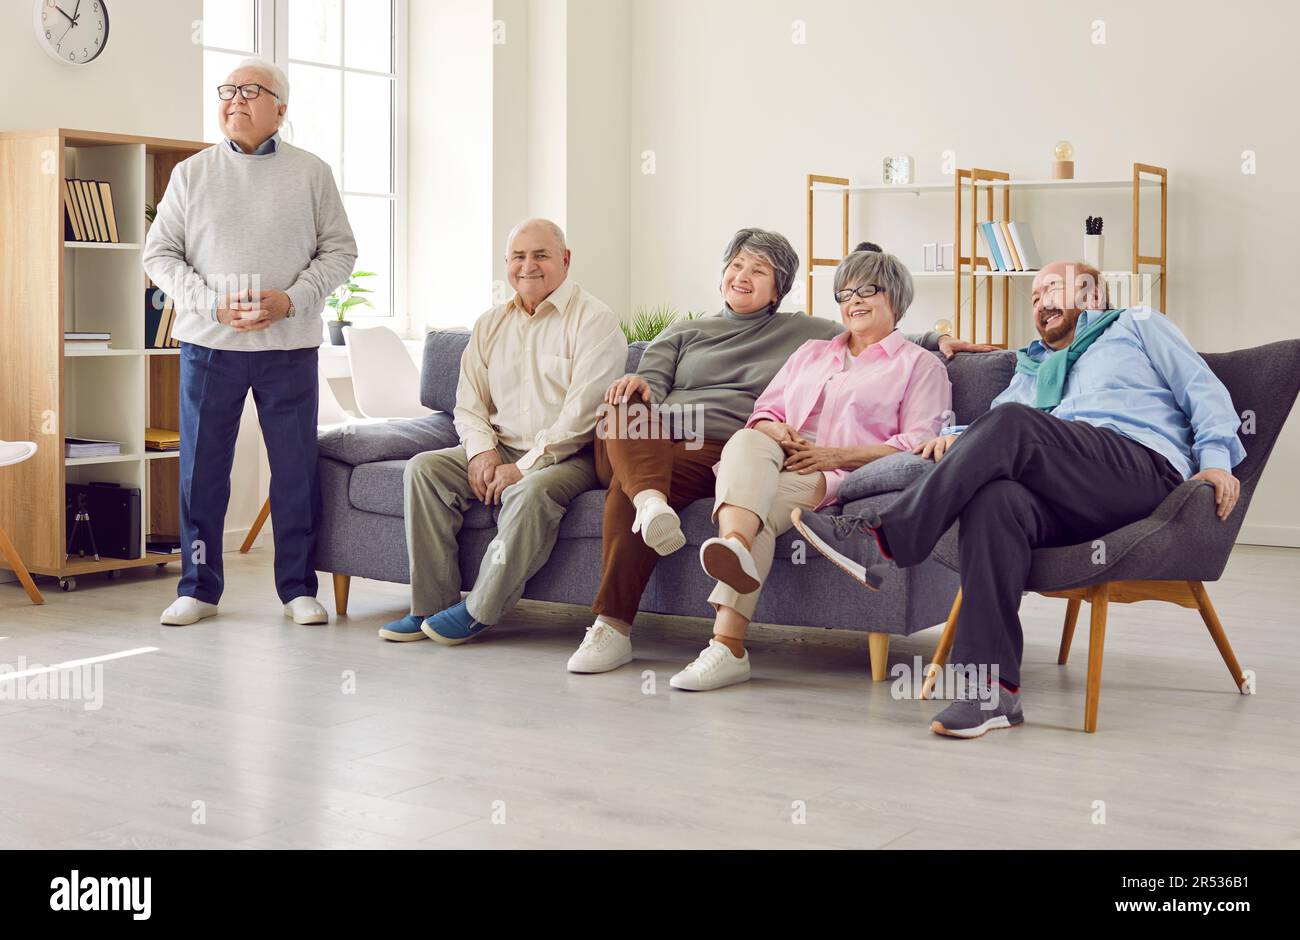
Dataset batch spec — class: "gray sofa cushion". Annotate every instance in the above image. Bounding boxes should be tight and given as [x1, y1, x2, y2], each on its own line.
[946, 350, 1016, 425]
[419, 330, 649, 414]
[839, 451, 935, 502]
[318, 413, 459, 467]
[349, 458, 496, 528]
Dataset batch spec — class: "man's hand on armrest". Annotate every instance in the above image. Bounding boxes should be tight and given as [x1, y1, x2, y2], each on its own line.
[1190, 468, 1241, 520]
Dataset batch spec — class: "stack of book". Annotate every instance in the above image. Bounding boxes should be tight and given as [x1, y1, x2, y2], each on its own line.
[64, 331, 112, 351]
[977, 221, 1042, 272]
[63, 179, 121, 243]
[145, 428, 181, 453]
[145, 288, 181, 348]
[64, 437, 122, 459]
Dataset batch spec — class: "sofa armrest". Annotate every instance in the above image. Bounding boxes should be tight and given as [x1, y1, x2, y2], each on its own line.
[318, 413, 459, 466]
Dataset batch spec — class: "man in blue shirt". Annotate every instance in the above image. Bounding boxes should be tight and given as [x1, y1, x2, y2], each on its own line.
[791, 260, 1245, 739]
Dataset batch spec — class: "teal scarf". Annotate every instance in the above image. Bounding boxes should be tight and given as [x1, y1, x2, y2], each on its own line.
[1015, 309, 1124, 411]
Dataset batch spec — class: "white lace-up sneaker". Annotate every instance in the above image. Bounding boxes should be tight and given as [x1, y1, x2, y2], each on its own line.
[567, 620, 634, 673]
[700, 535, 761, 594]
[283, 596, 329, 625]
[160, 596, 218, 627]
[669, 640, 751, 691]
[632, 497, 686, 556]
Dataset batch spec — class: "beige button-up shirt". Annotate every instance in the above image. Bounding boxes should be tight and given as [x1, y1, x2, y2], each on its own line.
[454, 278, 627, 473]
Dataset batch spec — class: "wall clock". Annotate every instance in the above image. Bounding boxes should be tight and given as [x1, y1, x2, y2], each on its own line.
[33, 0, 110, 65]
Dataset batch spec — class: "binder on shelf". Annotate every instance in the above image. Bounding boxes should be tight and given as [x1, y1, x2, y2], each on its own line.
[63, 180, 85, 241]
[97, 182, 120, 243]
[999, 221, 1023, 270]
[990, 222, 1015, 272]
[1008, 222, 1042, 270]
[978, 222, 1005, 271]
[145, 428, 181, 452]
[87, 180, 111, 242]
[64, 437, 122, 458]
[75, 180, 102, 240]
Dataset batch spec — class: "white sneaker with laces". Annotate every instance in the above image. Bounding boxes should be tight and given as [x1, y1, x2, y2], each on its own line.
[160, 596, 218, 627]
[699, 536, 761, 594]
[567, 620, 634, 673]
[284, 596, 329, 625]
[669, 640, 751, 691]
[632, 497, 686, 556]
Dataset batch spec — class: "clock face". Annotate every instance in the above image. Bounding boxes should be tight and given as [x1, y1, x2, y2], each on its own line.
[34, 0, 109, 65]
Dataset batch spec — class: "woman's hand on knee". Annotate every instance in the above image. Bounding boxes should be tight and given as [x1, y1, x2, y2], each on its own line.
[753, 420, 800, 446]
[604, 374, 651, 405]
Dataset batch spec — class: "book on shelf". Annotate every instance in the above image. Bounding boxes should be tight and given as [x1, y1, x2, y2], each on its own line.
[63, 178, 120, 243]
[64, 331, 112, 340]
[999, 221, 1023, 270]
[64, 437, 122, 459]
[145, 288, 181, 348]
[1007, 222, 1042, 270]
[145, 428, 181, 452]
[990, 222, 1016, 271]
[978, 222, 1005, 270]
[64, 330, 112, 351]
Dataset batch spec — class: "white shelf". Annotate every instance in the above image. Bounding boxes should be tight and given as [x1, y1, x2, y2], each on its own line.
[971, 178, 1159, 191]
[64, 347, 141, 357]
[810, 182, 951, 195]
[64, 241, 142, 250]
[144, 451, 180, 460]
[65, 453, 140, 467]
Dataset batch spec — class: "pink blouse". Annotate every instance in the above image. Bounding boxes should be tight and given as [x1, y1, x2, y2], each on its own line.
[745, 329, 952, 508]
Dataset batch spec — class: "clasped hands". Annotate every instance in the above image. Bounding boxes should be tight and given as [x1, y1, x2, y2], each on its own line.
[754, 420, 850, 474]
[467, 451, 523, 506]
[216, 288, 292, 332]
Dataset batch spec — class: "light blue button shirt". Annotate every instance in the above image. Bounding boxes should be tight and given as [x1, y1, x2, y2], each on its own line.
[984, 308, 1245, 480]
[226, 132, 280, 155]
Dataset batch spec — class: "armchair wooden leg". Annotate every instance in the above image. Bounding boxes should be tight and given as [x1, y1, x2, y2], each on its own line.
[1058, 597, 1082, 665]
[332, 573, 351, 617]
[868, 632, 890, 682]
[240, 497, 271, 554]
[1187, 581, 1247, 692]
[1083, 584, 1110, 733]
[0, 523, 44, 605]
[922, 589, 962, 700]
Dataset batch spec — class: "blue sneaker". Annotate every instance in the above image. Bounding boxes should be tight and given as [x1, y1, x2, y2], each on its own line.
[421, 601, 493, 646]
[378, 614, 429, 642]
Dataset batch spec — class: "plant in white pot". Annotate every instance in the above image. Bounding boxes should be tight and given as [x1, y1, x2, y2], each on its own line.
[325, 271, 376, 345]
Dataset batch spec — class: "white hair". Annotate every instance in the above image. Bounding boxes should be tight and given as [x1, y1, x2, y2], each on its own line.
[505, 218, 567, 256]
[232, 57, 290, 107]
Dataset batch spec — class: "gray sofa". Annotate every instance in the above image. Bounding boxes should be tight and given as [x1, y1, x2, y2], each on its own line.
[316, 330, 1017, 678]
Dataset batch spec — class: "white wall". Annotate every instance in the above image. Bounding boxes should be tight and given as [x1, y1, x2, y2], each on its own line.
[627, 0, 1300, 545]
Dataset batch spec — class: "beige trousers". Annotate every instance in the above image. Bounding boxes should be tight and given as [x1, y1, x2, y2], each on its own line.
[708, 428, 826, 619]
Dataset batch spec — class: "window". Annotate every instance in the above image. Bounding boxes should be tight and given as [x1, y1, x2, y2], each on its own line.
[200, 0, 405, 325]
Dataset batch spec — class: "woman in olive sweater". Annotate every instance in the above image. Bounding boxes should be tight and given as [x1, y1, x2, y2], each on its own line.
[564, 228, 977, 675]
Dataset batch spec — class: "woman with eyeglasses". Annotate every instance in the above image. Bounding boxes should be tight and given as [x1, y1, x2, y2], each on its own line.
[677, 249, 953, 690]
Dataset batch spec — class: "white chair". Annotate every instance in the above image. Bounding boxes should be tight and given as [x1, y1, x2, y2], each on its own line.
[344, 325, 433, 419]
[0, 440, 45, 605]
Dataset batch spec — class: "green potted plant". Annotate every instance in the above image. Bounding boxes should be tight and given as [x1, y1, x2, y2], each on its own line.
[325, 271, 376, 345]
[620, 304, 704, 344]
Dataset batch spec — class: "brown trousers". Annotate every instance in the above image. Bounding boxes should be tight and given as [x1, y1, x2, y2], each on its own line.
[591, 425, 727, 624]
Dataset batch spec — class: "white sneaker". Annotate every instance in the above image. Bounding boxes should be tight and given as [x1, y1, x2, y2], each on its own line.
[284, 596, 329, 625]
[632, 497, 686, 556]
[669, 640, 751, 691]
[700, 536, 761, 594]
[567, 620, 634, 674]
[160, 596, 218, 627]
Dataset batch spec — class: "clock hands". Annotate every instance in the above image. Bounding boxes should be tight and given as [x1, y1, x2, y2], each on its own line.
[53, 4, 76, 26]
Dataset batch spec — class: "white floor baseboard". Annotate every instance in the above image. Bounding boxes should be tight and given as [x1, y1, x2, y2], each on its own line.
[1236, 524, 1300, 549]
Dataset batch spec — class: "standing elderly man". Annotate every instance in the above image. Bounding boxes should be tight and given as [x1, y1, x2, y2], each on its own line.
[379, 219, 626, 645]
[144, 58, 357, 627]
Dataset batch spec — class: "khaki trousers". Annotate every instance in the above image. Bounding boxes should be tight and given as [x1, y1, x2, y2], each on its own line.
[708, 428, 826, 619]
[403, 443, 596, 623]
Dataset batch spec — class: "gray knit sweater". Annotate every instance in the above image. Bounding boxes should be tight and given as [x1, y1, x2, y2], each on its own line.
[635, 306, 940, 441]
[143, 139, 357, 351]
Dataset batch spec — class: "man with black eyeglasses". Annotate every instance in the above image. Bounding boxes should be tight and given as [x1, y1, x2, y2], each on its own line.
[144, 58, 356, 628]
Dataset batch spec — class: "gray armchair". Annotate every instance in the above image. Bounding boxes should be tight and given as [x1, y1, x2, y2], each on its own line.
[924, 339, 1300, 732]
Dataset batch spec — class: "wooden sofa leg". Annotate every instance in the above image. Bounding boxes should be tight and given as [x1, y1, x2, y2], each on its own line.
[1188, 581, 1247, 691]
[868, 633, 890, 682]
[0, 524, 44, 605]
[1058, 597, 1081, 665]
[240, 497, 271, 554]
[921, 589, 962, 700]
[1083, 584, 1109, 733]
[333, 573, 351, 617]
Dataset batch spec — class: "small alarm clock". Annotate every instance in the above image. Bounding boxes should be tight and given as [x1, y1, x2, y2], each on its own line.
[882, 155, 914, 185]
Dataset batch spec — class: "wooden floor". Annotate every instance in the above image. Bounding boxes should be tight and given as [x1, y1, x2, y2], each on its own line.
[1, 545, 1297, 850]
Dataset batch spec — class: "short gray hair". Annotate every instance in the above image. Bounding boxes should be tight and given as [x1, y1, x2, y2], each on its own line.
[505, 218, 567, 256]
[721, 228, 798, 310]
[233, 57, 290, 107]
[833, 250, 914, 324]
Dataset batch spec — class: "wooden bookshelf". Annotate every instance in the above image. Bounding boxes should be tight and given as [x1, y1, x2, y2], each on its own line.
[0, 128, 207, 591]
[805, 163, 1168, 347]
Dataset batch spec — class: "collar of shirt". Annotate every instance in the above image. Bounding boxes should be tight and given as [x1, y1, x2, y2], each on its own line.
[507, 277, 576, 319]
[1026, 308, 1108, 360]
[831, 327, 905, 362]
[226, 132, 280, 155]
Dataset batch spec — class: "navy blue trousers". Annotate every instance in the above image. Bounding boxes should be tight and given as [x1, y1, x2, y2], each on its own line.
[178, 343, 320, 605]
[879, 403, 1183, 687]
